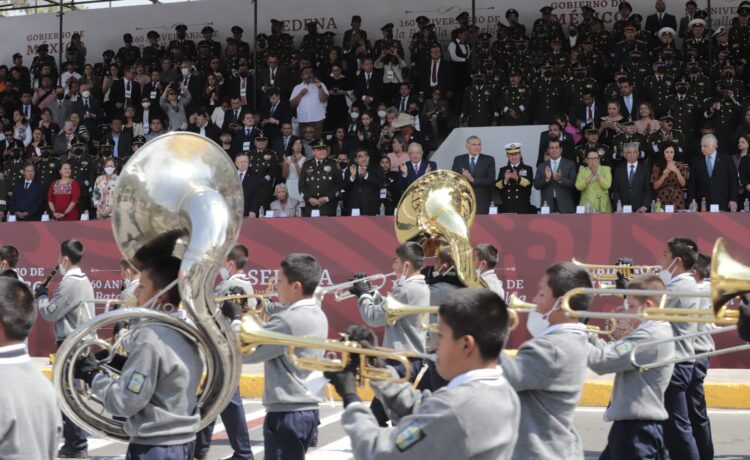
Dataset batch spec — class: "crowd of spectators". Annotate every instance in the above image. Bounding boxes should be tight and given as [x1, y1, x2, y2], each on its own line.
[2, 1, 750, 221]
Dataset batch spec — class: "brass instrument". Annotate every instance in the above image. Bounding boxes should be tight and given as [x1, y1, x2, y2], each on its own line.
[52, 132, 244, 441]
[571, 258, 660, 284]
[240, 312, 424, 385]
[512, 295, 617, 336]
[214, 293, 273, 322]
[314, 272, 396, 302]
[395, 170, 486, 288]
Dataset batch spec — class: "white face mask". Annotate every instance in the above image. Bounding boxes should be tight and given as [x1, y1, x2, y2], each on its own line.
[526, 299, 559, 337]
[81, 90, 91, 98]
[181, 67, 190, 76]
[58, 263, 67, 276]
[123, 278, 132, 289]
[219, 267, 230, 280]
[104, 166, 115, 175]
[659, 258, 677, 285]
[377, 110, 387, 118]
[350, 112, 360, 119]
[142, 102, 150, 108]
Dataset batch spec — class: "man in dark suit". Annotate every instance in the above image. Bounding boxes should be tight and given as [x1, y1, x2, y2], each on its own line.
[259, 90, 291, 141]
[230, 112, 259, 157]
[271, 123, 299, 157]
[678, 1, 698, 38]
[537, 122, 576, 164]
[533, 140, 577, 213]
[398, 142, 437, 190]
[688, 134, 738, 211]
[72, 83, 102, 138]
[141, 70, 167, 119]
[187, 108, 221, 143]
[617, 78, 642, 119]
[256, 54, 290, 100]
[222, 97, 248, 133]
[18, 91, 41, 127]
[234, 152, 263, 217]
[344, 148, 385, 215]
[226, 60, 254, 107]
[177, 60, 203, 113]
[108, 117, 133, 159]
[109, 66, 141, 116]
[451, 135, 497, 214]
[353, 57, 384, 111]
[645, 0, 678, 40]
[418, 44, 453, 99]
[392, 83, 419, 113]
[9, 163, 45, 221]
[612, 143, 653, 212]
[573, 91, 604, 129]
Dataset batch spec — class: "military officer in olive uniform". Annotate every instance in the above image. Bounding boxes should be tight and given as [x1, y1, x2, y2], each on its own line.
[642, 60, 675, 115]
[668, 79, 700, 135]
[685, 59, 712, 101]
[96, 137, 123, 176]
[611, 22, 649, 70]
[35, 140, 60, 191]
[531, 63, 566, 124]
[93, 50, 115, 78]
[704, 82, 743, 153]
[728, 6, 750, 70]
[299, 140, 343, 217]
[474, 33, 493, 62]
[566, 65, 598, 113]
[248, 132, 281, 208]
[168, 24, 197, 60]
[30, 44, 57, 84]
[116, 34, 141, 67]
[343, 15, 370, 51]
[647, 111, 686, 161]
[301, 22, 328, 68]
[142, 31, 165, 71]
[499, 69, 531, 126]
[1, 142, 26, 194]
[575, 123, 612, 168]
[373, 23, 404, 58]
[496, 143, 534, 214]
[461, 72, 497, 127]
[66, 138, 97, 214]
[231, 25, 252, 60]
[198, 26, 222, 59]
[611, 118, 647, 163]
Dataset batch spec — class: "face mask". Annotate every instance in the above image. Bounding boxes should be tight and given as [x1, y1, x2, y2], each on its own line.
[58, 263, 67, 276]
[56, 93, 65, 100]
[659, 258, 677, 285]
[142, 101, 150, 108]
[123, 279, 132, 289]
[104, 166, 115, 175]
[350, 112, 359, 119]
[239, 71, 249, 78]
[81, 90, 90, 98]
[690, 67, 699, 74]
[525, 298, 559, 337]
[181, 68, 190, 76]
[73, 148, 84, 156]
[677, 86, 688, 94]
[377, 110, 387, 118]
[219, 267, 230, 280]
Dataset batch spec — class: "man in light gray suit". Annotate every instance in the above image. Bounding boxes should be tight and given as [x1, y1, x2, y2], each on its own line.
[533, 139, 577, 213]
[49, 86, 72, 127]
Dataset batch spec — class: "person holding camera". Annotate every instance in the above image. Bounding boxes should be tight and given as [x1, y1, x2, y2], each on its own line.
[159, 80, 192, 131]
[374, 41, 406, 105]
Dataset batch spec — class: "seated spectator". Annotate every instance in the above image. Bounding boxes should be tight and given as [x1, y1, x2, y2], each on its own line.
[269, 183, 300, 217]
[53, 121, 76, 157]
[387, 134, 409, 172]
[556, 114, 582, 146]
[37, 108, 60, 140]
[376, 107, 399, 155]
[575, 149, 613, 212]
[651, 142, 688, 209]
[635, 102, 660, 136]
[391, 113, 426, 150]
[92, 156, 118, 219]
[356, 111, 379, 154]
[328, 127, 356, 161]
[259, 89, 291, 141]
[47, 161, 81, 221]
[537, 121, 575, 164]
[68, 112, 90, 143]
[144, 117, 165, 141]
[11, 109, 32, 147]
[24, 128, 45, 160]
[187, 107, 220, 143]
[599, 101, 625, 146]
[399, 142, 436, 189]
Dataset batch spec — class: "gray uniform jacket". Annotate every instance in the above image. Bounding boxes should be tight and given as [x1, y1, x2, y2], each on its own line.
[694, 281, 716, 354]
[37, 267, 95, 341]
[501, 324, 589, 460]
[358, 275, 428, 354]
[666, 273, 700, 361]
[480, 270, 505, 299]
[92, 323, 203, 446]
[588, 321, 675, 421]
[342, 367, 520, 459]
[0, 344, 62, 460]
[244, 297, 329, 412]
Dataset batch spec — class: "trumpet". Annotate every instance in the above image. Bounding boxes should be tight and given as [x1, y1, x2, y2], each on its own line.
[630, 325, 750, 371]
[571, 258, 660, 283]
[214, 293, 273, 322]
[511, 295, 617, 336]
[314, 272, 395, 302]
[240, 313, 427, 385]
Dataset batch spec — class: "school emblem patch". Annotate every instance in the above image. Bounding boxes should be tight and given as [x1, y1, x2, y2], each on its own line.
[127, 372, 147, 394]
[395, 421, 425, 452]
[615, 341, 634, 356]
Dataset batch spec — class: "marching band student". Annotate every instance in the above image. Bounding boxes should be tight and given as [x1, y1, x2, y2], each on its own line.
[0, 245, 22, 280]
[119, 258, 140, 304]
[349, 241, 429, 425]
[588, 274, 675, 459]
[243, 253, 329, 460]
[35, 239, 95, 458]
[328, 288, 520, 459]
[472, 243, 505, 299]
[500, 262, 593, 460]
[79, 256, 204, 459]
[0, 277, 62, 460]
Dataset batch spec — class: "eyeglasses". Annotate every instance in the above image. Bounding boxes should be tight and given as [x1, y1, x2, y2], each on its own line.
[586, 157, 599, 161]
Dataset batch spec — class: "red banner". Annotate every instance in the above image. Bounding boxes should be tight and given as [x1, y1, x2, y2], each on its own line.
[2, 214, 749, 368]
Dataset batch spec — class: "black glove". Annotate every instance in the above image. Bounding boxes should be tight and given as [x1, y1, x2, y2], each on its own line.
[34, 285, 48, 299]
[226, 286, 246, 296]
[94, 349, 128, 372]
[738, 296, 750, 343]
[349, 280, 372, 298]
[615, 272, 628, 290]
[324, 356, 361, 407]
[221, 301, 244, 320]
[345, 324, 379, 348]
[73, 355, 99, 385]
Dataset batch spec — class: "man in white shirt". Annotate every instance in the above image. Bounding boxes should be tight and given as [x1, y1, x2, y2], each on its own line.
[289, 66, 328, 140]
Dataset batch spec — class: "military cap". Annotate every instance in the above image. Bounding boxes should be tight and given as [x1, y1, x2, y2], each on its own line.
[270, 19, 282, 25]
[740, 1, 750, 8]
[416, 15, 429, 24]
[99, 136, 114, 148]
[497, 22, 509, 31]
[175, 24, 187, 32]
[201, 25, 214, 34]
[694, 10, 708, 19]
[658, 110, 673, 121]
[471, 70, 486, 78]
[551, 37, 562, 44]
[305, 21, 318, 30]
[478, 32, 491, 40]
[311, 139, 328, 149]
[688, 18, 706, 28]
[352, 15, 362, 23]
[232, 25, 244, 34]
[12, 53, 22, 60]
[103, 49, 115, 58]
[713, 26, 727, 37]
[123, 33, 134, 43]
[740, 6, 750, 15]
[658, 27, 676, 38]
[506, 9, 519, 18]
[147, 30, 160, 39]
[133, 135, 147, 145]
[722, 61, 735, 70]
[424, 23, 436, 30]
[504, 143, 522, 154]
[620, 117, 635, 126]
[509, 68, 523, 76]
[9, 140, 24, 151]
[456, 12, 469, 21]
[619, 1, 632, 11]
[37, 43, 49, 52]
[583, 122, 600, 133]
[198, 41, 211, 50]
[254, 130, 268, 141]
[629, 13, 643, 23]
[581, 5, 595, 13]
[540, 6, 553, 14]
[257, 33, 268, 40]
[72, 137, 87, 147]
[381, 23, 394, 31]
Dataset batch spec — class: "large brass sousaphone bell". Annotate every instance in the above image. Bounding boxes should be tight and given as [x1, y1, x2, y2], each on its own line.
[395, 170, 486, 288]
[711, 238, 750, 317]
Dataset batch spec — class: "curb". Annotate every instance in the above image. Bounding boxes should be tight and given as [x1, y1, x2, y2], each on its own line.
[42, 368, 750, 409]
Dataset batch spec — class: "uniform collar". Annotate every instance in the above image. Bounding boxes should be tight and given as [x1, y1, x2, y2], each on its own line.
[539, 322, 587, 337]
[447, 366, 504, 388]
[229, 273, 248, 281]
[0, 343, 30, 364]
[288, 297, 318, 311]
[63, 266, 82, 279]
[669, 272, 694, 285]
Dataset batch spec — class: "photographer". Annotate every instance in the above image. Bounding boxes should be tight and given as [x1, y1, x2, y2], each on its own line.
[374, 44, 406, 105]
[159, 80, 192, 131]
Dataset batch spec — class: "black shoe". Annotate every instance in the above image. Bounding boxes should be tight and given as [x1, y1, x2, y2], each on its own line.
[193, 453, 208, 460]
[57, 447, 88, 458]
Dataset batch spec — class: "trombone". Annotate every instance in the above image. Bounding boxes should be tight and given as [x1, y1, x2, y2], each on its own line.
[513, 294, 618, 336]
[314, 272, 395, 302]
[571, 258, 660, 284]
[629, 325, 750, 371]
[239, 313, 430, 385]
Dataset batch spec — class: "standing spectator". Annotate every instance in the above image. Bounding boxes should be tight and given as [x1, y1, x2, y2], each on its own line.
[497, 143, 534, 214]
[353, 57, 384, 112]
[159, 81, 191, 131]
[282, 139, 306, 204]
[688, 134, 738, 211]
[49, 86, 72, 127]
[108, 116, 132, 159]
[322, 63, 351, 131]
[72, 83, 101, 137]
[92, 157, 118, 219]
[651, 142, 689, 209]
[344, 148, 384, 215]
[575, 149, 613, 212]
[187, 108, 220, 143]
[739, 135, 750, 204]
[53, 121, 76, 157]
[230, 112, 259, 157]
[290, 66, 328, 140]
[223, 97, 247, 133]
[0, 170, 7, 221]
[612, 143, 653, 213]
[537, 122, 576, 164]
[9, 163, 45, 221]
[24, 128, 45, 160]
[378, 155, 402, 215]
[298, 140, 343, 216]
[11, 110, 32, 147]
[599, 101, 625, 146]
[451, 135, 496, 214]
[37, 108, 60, 140]
[259, 89, 291, 141]
[635, 102, 660, 136]
[68, 112, 90, 143]
[47, 161, 80, 221]
[79, 64, 101, 100]
[533, 140, 577, 213]
[110, 66, 141, 116]
[374, 43, 406, 104]
[356, 111, 379, 153]
[269, 183, 300, 217]
[422, 88, 449, 146]
[398, 142, 436, 190]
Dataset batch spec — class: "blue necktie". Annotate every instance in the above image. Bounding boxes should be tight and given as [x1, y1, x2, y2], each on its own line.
[706, 155, 713, 177]
[470, 157, 476, 173]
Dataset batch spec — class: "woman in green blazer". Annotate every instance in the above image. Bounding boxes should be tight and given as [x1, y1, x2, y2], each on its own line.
[575, 149, 613, 212]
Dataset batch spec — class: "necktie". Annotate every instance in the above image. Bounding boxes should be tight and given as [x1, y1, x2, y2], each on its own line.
[239, 171, 244, 182]
[587, 106, 593, 122]
[271, 104, 277, 115]
[706, 155, 713, 177]
[84, 99, 89, 109]
[658, 13, 663, 24]
[25, 182, 29, 190]
[283, 136, 289, 150]
[245, 128, 251, 137]
[126, 81, 131, 92]
[366, 73, 370, 89]
[469, 156, 476, 173]
[400, 97, 407, 112]
[58, 101, 62, 108]
[235, 109, 239, 121]
[271, 68, 276, 81]
[25, 105, 30, 118]
[628, 165, 635, 185]
[552, 160, 558, 173]
[431, 61, 437, 83]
